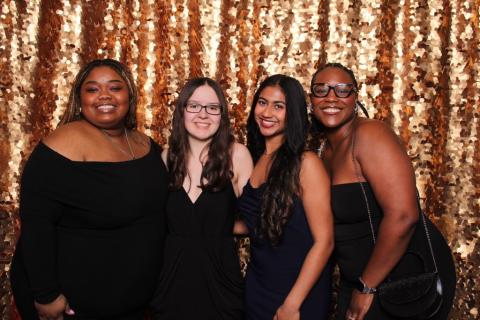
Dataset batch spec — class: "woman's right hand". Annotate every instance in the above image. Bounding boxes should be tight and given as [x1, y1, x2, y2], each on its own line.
[35, 294, 75, 320]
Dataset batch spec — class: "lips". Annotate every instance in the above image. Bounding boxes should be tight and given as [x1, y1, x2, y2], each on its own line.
[258, 118, 278, 128]
[96, 104, 116, 112]
[320, 107, 342, 115]
[194, 122, 211, 128]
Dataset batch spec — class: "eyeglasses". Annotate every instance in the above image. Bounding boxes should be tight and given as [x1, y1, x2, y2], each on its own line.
[311, 83, 356, 98]
[185, 103, 222, 115]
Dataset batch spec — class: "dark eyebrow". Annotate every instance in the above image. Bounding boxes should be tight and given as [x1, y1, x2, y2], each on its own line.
[84, 79, 124, 85]
[258, 96, 286, 105]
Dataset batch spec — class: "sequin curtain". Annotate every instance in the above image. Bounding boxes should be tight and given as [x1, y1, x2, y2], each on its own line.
[0, 0, 479, 318]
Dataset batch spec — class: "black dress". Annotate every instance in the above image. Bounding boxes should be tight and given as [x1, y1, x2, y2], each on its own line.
[332, 182, 456, 320]
[151, 182, 243, 320]
[238, 181, 332, 320]
[10, 140, 168, 320]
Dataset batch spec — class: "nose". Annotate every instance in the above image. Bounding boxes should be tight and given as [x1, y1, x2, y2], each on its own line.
[99, 87, 112, 100]
[197, 107, 209, 118]
[261, 104, 274, 117]
[325, 87, 337, 101]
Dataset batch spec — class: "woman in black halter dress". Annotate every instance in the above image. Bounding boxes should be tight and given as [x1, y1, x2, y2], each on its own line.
[150, 77, 253, 319]
[310, 63, 456, 320]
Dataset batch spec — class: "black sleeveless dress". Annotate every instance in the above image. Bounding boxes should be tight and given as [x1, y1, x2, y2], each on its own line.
[332, 182, 456, 319]
[151, 182, 243, 320]
[238, 181, 332, 320]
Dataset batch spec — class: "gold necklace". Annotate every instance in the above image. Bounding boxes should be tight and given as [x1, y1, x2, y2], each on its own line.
[101, 127, 136, 160]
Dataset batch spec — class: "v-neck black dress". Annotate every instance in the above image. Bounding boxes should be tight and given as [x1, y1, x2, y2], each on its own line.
[151, 183, 244, 319]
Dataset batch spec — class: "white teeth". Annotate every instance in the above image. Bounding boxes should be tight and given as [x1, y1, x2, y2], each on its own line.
[97, 105, 115, 112]
[195, 123, 210, 128]
[323, 107, 340, 114]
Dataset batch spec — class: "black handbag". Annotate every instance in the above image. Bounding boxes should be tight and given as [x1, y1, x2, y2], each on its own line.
[351, 131, 443, 319]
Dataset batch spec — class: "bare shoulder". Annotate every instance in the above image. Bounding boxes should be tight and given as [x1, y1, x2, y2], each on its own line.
[130, 130, 150, 147]
[300, 151, 329, 190]
[43, 121, 91, 157]
[355, 118, 402, 149]
[231, 142, 252, 163]
[301, 150, 324, 168]
[300, 151, 327, 177]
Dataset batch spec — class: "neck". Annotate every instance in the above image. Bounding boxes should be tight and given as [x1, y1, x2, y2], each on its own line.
[188, 136, 211, 160]
[101, 127, 126, 137]
[325, 117, 356, 151]
[264, 134, 283, 155]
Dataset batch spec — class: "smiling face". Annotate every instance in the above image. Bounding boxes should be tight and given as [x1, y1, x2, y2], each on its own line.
[183, 84, 222, 142]
[311, 67, 357, 129]
[80, 66, 130, 129]
[254, 85, 286, 138]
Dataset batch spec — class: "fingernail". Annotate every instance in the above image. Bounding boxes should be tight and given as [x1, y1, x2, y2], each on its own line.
[66, 309, 75, 315]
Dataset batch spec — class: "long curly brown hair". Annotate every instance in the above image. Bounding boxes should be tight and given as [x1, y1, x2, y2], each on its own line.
[247, 74, 308, 246]
[167, 77, 233, 192]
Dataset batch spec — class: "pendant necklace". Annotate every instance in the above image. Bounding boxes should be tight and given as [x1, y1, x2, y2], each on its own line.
[101, 127, 136, 160]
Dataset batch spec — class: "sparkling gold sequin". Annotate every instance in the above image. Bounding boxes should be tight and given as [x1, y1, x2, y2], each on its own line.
[1, 1, 478, 319]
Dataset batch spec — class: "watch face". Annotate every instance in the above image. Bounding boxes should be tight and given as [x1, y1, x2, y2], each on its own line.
[354, 278, 365, 292]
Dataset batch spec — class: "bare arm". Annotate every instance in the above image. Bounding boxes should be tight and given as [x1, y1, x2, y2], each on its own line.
[347, 120, 419, 319]
[275, 152, 334, 320]
[231, 143, 253, 235]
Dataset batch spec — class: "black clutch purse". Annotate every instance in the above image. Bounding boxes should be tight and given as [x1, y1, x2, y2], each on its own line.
[356, 183, 443, 319]
[351, 133, 443, 319]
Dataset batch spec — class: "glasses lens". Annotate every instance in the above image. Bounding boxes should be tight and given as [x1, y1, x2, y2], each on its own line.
[185, 104, 201, 113]
[313, 84, 330, 97]
[334, 84, 354, 98]
[206, 104, 221, 115]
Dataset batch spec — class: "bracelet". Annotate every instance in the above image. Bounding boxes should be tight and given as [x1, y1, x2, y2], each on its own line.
[354, 276, 377, 294]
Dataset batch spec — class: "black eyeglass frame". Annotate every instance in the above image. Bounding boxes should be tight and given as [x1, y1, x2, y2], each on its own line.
[311, 83, 357, 98]
[184, 103, 222, 115]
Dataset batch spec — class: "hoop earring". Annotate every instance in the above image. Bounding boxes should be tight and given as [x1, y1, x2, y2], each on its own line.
[354, 101, 359, 114]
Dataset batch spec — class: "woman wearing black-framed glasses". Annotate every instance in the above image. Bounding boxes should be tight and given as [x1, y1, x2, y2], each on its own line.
[309, 63, 456, 320]
[151, 77, 253, 319]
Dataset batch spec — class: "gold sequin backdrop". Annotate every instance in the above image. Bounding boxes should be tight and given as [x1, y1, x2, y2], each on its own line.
[0, 0, 479, 318]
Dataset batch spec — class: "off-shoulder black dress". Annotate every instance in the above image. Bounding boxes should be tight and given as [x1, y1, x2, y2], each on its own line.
[10, 140, 168, 319]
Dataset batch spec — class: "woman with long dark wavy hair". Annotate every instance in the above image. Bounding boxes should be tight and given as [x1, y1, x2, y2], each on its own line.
[310, 62, 455, 320]
[235, 74, 334, 320]
[151, 77, 253, 319]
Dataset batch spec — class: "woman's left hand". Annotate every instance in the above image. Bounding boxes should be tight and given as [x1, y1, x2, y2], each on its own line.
[345, 290, 374, 320]
[273, 304, 300, 320]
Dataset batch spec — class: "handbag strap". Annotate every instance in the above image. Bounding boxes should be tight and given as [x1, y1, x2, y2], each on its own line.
[350, 122, 438, 274]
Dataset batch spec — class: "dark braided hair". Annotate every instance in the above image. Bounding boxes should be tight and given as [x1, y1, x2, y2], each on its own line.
[247, 74, 308, 246]
[309, 63, 369, 149]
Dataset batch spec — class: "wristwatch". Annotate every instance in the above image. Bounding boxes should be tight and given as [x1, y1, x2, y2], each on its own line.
[354, 277, 377, 294]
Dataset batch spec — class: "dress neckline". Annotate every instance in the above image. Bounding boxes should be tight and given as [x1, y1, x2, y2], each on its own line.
[38, 139, 154, 164]
[331, 181, 369, 188]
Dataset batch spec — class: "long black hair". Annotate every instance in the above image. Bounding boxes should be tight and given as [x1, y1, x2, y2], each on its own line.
[246, 74, 308, 246]
[167, 77, 234, 192]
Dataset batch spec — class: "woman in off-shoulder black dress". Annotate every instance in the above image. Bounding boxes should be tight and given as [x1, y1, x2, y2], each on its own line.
[310, 62, 456, 320]
[10, 59, 168, 320]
